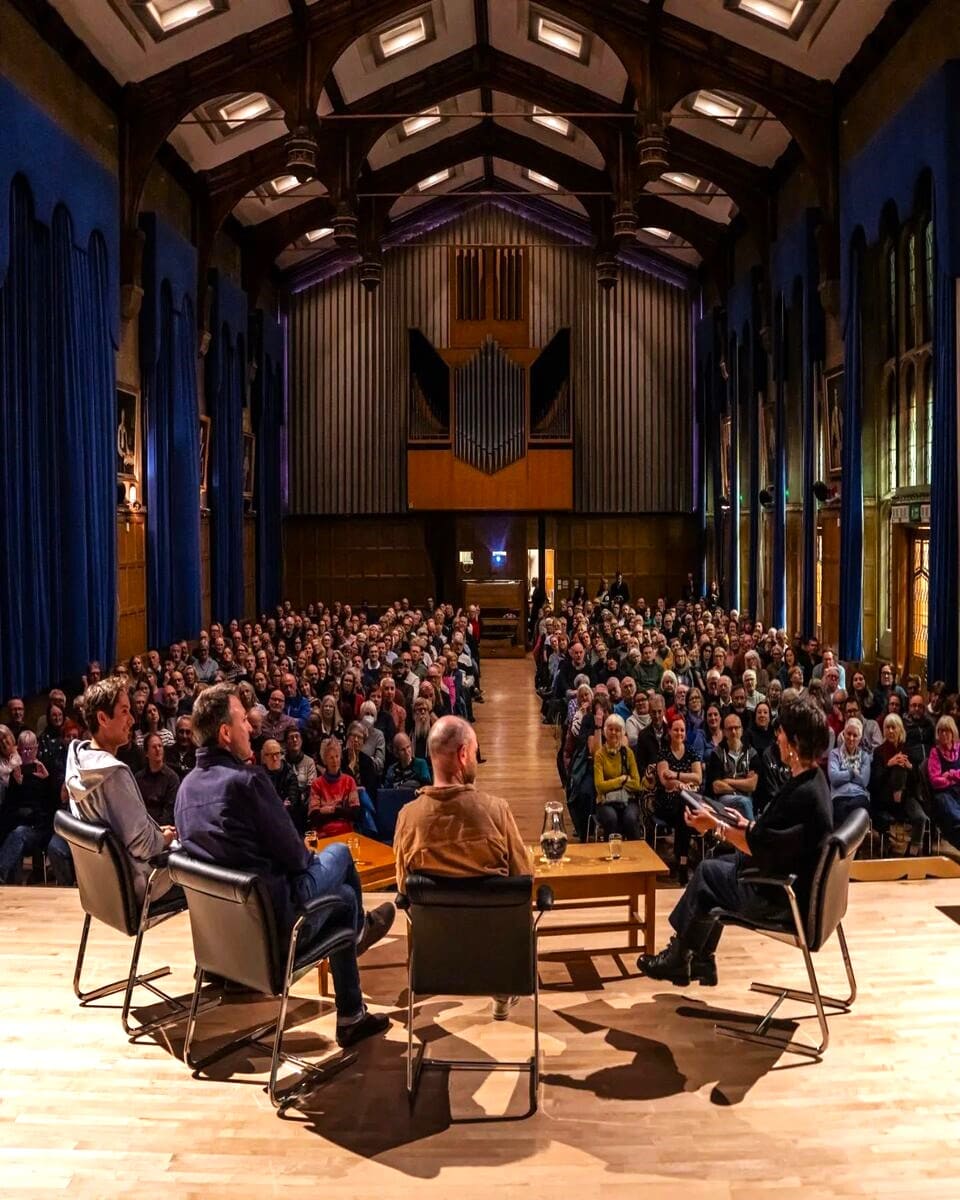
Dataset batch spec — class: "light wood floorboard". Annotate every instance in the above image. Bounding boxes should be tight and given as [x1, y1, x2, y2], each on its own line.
[2, 659, 960, 1197]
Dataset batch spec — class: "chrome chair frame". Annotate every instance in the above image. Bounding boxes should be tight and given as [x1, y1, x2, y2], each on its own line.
[169, 855, 359, 1113]
[712, 809, 867, 1061]
[56, 811, 207, 1040]
[397, 878, 553, 1117]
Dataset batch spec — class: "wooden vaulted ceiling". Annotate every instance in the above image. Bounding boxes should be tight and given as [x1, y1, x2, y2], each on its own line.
[37, 0, 923, 301]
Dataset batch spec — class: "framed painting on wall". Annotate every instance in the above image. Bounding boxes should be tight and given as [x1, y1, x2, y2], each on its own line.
[720, 415, 732, 499]
[117, 387, 139, 482]
[199, 415, 211, 493]
[824, 367, 844, 476]
[242, 432, 256, 499]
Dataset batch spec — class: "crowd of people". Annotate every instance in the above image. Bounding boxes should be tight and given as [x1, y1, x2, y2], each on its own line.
[0, 597, 484, 885]
[532, 570, 960, 881]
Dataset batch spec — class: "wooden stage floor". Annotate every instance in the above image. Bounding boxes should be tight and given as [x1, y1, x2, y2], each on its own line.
[3, 659, 960, 1198]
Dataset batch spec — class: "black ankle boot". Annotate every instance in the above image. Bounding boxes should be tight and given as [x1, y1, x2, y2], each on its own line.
[690, 953, 718, 986]
[637, 936, 692, 985]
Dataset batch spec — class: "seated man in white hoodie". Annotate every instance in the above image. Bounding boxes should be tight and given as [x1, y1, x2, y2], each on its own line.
[65, 677, 177, 903]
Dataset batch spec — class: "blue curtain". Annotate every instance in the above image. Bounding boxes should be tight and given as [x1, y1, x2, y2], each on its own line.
[800, 283, 818, 637]
[839, 237, 865, 662]
[745, 329, 760, 620]
[928, 269, 959, 686]
[141, 215, 201, 648]
[727, 335, 741, 611]
[772, 293, 788, 630]
[0, 179, 115, 696]
[206, 271, 247, 623]
[144, 286, 202, 646]
[253, 309, 284, 615]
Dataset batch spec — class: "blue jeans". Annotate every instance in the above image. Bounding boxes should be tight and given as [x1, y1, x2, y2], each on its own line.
[0, 825, 48, 883]
[669, 852, 789, 944]
[933, 785, 960, 849]
[46, 833, 75, 886]
[723, 793, 755, 821]
[291, 843, 364, 1021]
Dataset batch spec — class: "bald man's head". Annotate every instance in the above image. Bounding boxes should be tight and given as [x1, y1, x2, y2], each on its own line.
[427, 715, 478, 786]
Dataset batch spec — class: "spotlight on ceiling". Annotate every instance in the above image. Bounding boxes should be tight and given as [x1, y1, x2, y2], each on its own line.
[758, 488, 774, 508]
[613, 204, 638, 239]
[359, 254, 383, 292]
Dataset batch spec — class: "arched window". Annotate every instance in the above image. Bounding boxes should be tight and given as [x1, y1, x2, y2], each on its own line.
[925, 359, 934, 482]
[923, 219, 934, 340]
[885, 240, 897, 360]
[906, 229, 918, 350]
[905, 365, 918, 486]
[886, 373, 898, 494]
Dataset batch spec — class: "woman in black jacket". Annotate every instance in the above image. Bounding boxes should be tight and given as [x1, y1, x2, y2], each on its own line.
[639, 695, 832, 986]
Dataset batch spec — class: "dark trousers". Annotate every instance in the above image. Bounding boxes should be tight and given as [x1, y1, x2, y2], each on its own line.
[595, 799, 643, 840]
[933, 785, 960, 849]
[669, 853, 789, 947]
[653, 792, 692, 860]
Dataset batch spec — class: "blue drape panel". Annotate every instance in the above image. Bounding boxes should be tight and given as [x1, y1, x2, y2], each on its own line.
[839, 239, 865, 662]
[772, 293, 788, 630]
[144, 286, 202, 646]
[745, 330, 760, 620]
[206, 271, 247, 623]
[0, 179, 115, 696]
[254, 317, 284, 615]
[141, 214, 201, 648]
[800, 284, 818, 637]
[928, 270, 959, 686]
[727, 335, 741, 612]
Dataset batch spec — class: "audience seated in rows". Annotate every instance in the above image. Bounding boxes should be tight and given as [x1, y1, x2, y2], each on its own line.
[532, 576, 959, 868]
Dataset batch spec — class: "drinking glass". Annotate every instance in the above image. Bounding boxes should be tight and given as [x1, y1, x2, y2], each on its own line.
[346, 834, 361, 860]
[608, 833, 623, 860]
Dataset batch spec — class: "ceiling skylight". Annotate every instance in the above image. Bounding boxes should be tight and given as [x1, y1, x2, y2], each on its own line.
[662, 171, 701, 193]
[271, 175, 301, 195]
[526, 169, 559, 191]
[403, 106, 443, 137]
[691, 90, 745, 127]
[379, 14, 428, 59]
[147, 0, 214, 31]
[132, 0, 226, 41]
[417, 169, 451, 191]
[531, 106, 571, 138]
[535, 15, 583, 59]
[218, 93, 273, 129]
[642, 227, 672, 241]
[305, 227, 334, 243]
[728, 0, 810, 31]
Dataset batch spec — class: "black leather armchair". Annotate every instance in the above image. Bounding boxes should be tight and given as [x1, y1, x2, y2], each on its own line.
[167, 851, 361, 1110]
[53, 810, 196, 1039]
[710, 808, 869, 1060]
[396, 873, 554, 1115]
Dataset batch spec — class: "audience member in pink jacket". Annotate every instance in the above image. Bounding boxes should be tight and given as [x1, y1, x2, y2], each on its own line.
[927, 716, 960, 850]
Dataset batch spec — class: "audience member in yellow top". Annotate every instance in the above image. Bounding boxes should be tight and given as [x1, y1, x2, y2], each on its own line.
[592, 713, 644, 841]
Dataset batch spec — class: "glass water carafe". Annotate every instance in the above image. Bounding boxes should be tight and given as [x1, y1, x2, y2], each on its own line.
[539, 800, 569, 862]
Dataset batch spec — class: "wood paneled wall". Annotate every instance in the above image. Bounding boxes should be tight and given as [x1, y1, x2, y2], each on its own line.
[283, 516, 434, 609]
[288, 203, 694, 516]
[819, 509, 841, 650]
[552, 515, 702, 604]
[116, 513, 147, 663]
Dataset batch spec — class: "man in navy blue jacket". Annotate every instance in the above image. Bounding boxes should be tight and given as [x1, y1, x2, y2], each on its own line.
[175, 683, 394, 1048]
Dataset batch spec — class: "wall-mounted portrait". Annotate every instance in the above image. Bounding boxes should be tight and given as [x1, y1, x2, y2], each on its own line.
[242, 432, 256, 499]
[760, 402, 777, 488]
[116, 388, 138, 481]
[824, 368, 844, 476]
[199, 415, 211, 493]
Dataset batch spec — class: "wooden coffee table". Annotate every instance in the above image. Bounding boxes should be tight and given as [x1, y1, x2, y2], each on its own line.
[307, 833, 396, 890]
[530, 841, 669, 955]
[305, 834, 396, 995]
